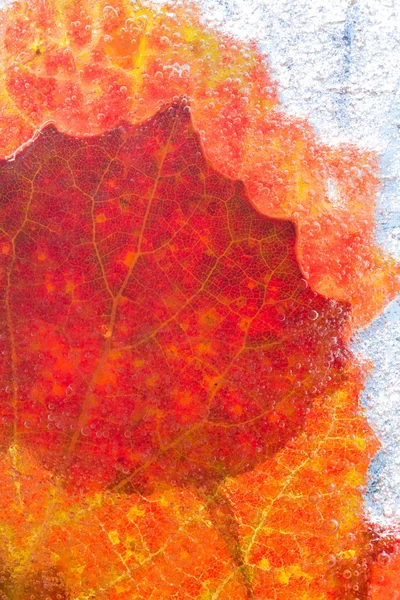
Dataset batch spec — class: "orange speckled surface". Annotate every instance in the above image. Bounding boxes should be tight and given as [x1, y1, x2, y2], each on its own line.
[0, 1, 398, 598]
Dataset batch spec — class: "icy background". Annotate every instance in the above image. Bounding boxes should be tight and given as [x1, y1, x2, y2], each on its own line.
[198, 0, 400, 526]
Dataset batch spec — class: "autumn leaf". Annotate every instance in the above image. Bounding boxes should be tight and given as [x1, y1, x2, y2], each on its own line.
[0, 101, 349, 501]
[0, 365, 377, 599]
[222, 366, 378, 599]
[0, 444, 249, 599]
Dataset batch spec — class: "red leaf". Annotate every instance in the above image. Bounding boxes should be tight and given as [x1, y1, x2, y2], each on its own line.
[0, 101, 349, 498]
